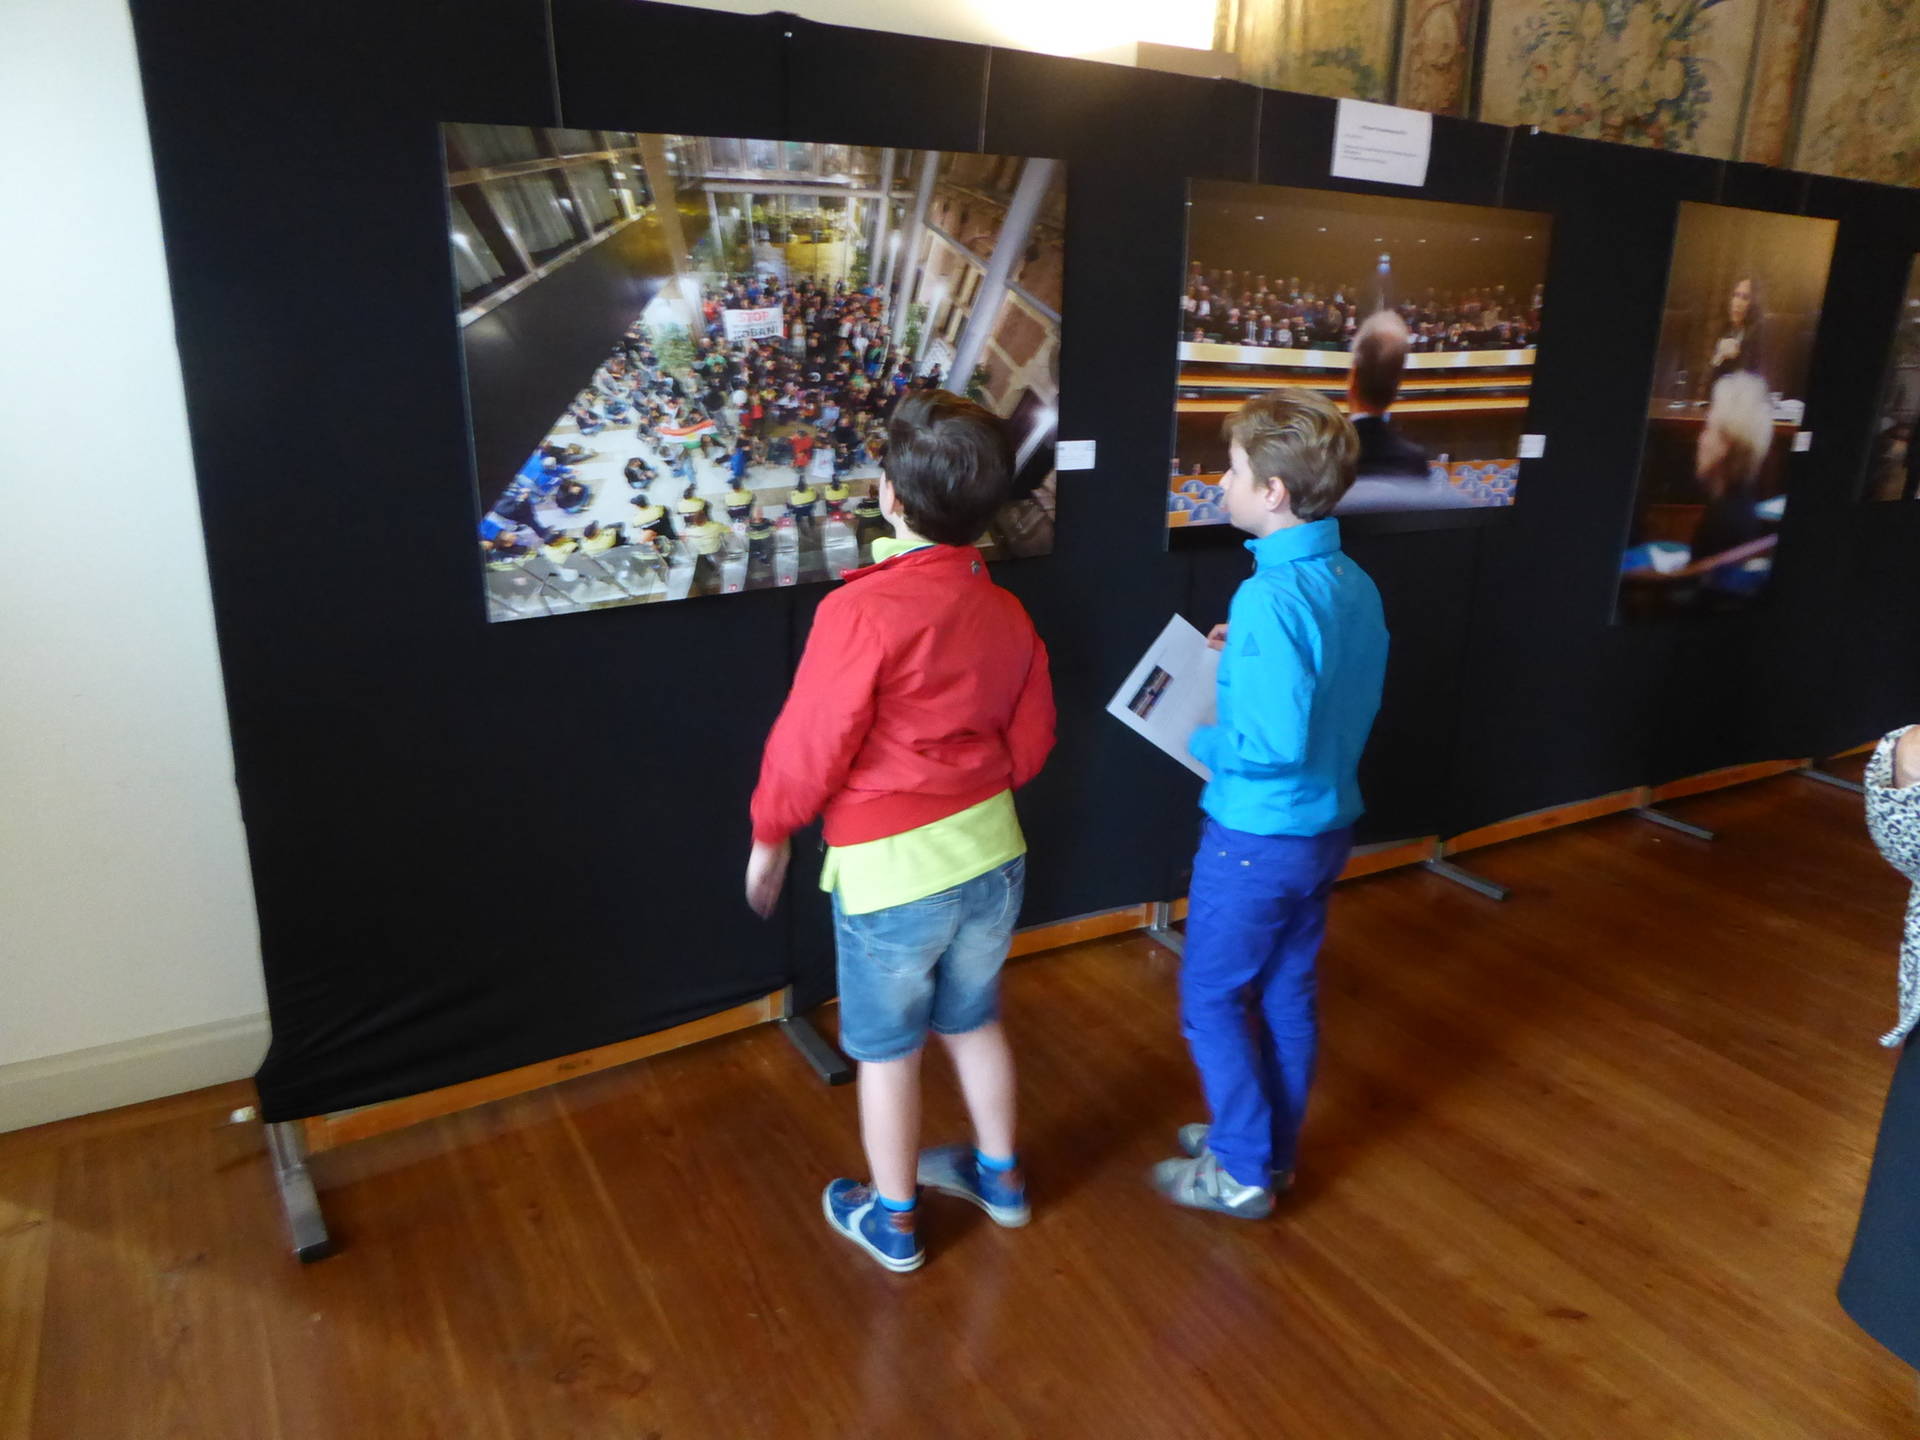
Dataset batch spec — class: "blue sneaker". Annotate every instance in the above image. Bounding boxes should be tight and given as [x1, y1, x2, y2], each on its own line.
[917, 1145, 1030, 1227]
[822, 1179, 924, 1272]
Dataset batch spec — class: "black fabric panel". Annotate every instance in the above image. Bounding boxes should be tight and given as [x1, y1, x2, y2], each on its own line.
[552, 0, 787, 136]
[1643, 166, 1884, 785]
[783, 19, 987, 153]
[1447, 131, 1722, 828]
[129, 0, 796, 1121]
[1796, 175, 1920, 757]
[982, 54, 1252, 911]
[984, 48, 1260, 181]
[1190, 90, 1522, 846]
[126, 0, 1920, 1123]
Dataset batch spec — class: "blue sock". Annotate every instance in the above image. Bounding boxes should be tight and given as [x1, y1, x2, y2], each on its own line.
[975, 1150, 1017, 1173]
[878, 1192, 917, 1213]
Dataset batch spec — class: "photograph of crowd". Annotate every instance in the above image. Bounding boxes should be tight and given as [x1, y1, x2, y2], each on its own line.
[1862, 257, 1920, 504]
[1617, 202, 1837, 620]
[445, 125, 1064, 622]
[1170, 180, 1552, 531]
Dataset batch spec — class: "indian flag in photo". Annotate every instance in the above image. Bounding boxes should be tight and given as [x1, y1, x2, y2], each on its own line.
[659, 416, 716, 442]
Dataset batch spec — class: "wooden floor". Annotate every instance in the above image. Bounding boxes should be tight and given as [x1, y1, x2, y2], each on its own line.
[4, 765, 1916, 1438]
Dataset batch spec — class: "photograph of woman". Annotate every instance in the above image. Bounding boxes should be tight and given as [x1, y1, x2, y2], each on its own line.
[1618, 202, 1837, 620]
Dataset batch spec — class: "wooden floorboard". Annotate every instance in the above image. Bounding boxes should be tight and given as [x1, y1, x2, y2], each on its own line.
[0, 770, 1912, 1437]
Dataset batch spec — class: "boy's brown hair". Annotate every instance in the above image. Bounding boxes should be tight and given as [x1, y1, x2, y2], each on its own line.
[1221, 387, 1359, 521]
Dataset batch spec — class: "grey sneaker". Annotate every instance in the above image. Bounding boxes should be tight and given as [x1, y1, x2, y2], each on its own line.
[1150, 1150, 1275, 1219]
[1175, 1124, 1295, 1192]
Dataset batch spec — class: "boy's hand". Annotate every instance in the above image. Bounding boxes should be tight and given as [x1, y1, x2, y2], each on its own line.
[1895, 726, 1920, 790]
[1207, 624, 1229, 651]
[745, 838, 791, 918]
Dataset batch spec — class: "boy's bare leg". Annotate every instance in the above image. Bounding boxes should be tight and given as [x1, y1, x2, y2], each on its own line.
[940, 1021, 1017, 1160]
[859, 1049, 923, 1201]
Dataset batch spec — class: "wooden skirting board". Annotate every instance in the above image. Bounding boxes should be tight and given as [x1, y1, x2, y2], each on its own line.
[1648, 759, 1809, 804]
[300, 988, 790, 1154]
[1442, 789, 1648, 857]
[1008, 904, 1155, 958]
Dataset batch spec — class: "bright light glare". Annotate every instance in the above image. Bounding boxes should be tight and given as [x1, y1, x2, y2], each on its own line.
[969, 0, 1213, 57]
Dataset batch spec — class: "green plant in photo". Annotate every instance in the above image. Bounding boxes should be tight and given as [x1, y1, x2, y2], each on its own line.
[655, 323, 695, 380]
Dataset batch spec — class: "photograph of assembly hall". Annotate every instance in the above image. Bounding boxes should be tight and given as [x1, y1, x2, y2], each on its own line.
[445, 125, 1065, 620]
[1171, 179, 1552, 530]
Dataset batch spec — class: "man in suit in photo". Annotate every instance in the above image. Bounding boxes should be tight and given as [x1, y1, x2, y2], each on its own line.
[1336, 311, 1478, 515]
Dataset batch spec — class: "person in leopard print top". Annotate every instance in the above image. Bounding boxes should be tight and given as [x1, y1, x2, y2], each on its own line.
[1839, 724, 1920, 1376]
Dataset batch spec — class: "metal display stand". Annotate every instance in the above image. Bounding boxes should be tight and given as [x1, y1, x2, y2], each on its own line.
[263, 985, 834, 1262]
[1632, 806, 1716, 840]
[1422, 858, 1512, 902]
[1798, 764, 1867, 796]
[779, 1014, 854, 1084]
[1146, 900, 1184, 956]
[266, 1119, 334, 1263]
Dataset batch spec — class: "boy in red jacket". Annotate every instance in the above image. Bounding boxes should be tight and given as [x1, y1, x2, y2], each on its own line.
[746, 391, 1056, 1273]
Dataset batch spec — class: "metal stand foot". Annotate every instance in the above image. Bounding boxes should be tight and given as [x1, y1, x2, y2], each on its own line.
[1632, 806, 1716, 841]
[1800, 765, 1866, 796]
[1423, 858, 1511, 902]
[1146, 900, 1185, 957]
[266, 1120, 335, 1263]
[779, 1015, 854, 1086]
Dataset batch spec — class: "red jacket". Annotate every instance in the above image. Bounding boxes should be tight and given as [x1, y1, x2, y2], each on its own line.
[751, 545, 1055, 847]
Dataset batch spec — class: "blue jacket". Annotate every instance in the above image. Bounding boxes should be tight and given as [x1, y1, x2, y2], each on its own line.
[1189, 519, 1388, 836]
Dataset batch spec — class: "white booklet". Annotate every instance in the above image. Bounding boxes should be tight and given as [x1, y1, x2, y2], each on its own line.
[1107, 615, 1220, 780]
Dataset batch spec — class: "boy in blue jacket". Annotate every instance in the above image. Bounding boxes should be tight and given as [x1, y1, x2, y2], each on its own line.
[1153, 387, 1389, 1218]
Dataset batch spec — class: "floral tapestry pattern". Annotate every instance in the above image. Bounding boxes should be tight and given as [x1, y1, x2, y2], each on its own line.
[1796, 0, 1920, 187]
[1480, 0, 1762, 157]
[1225, 0, 1399, 102]
[1738, 0, 1816, 166]
[1398, 0, 1483, 115]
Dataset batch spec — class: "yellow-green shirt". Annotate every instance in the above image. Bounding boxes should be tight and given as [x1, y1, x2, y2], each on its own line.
[819, 539, 1027, 915]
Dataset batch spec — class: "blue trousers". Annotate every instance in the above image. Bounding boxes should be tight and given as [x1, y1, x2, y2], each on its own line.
[1182, 818, 1352, 1188]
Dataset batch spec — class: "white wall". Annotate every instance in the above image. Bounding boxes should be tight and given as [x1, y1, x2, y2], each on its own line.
[666, 0, 1213, 64]
[0, 0, 265, 1127]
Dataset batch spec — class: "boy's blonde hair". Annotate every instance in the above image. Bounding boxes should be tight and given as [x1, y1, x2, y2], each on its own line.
[1221, 387, 1360, 521]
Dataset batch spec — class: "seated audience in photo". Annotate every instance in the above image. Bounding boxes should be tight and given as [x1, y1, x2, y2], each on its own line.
[1335, 313, 1476, 514]
[625, 455, 661, 490]
[570, 396, 607, 436]
[555, 476, 592, 513]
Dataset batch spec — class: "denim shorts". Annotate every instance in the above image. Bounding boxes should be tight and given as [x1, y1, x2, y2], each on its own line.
[833, 856, 1027, 1063]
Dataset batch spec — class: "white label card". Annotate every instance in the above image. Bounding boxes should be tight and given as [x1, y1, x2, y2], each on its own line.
[1792, 431, 1813, 453]
[1056, 439, 1096, 471]
[1331, 99, 1433, 188]
[1518, 434, 1547, 460]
